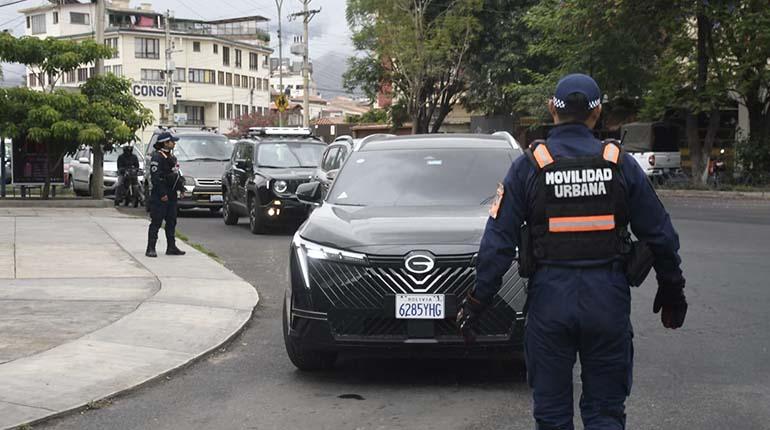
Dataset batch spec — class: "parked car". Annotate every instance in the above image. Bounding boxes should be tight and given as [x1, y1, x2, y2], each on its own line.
[221, 127, 326, 233]
[71, 145, 143, 196]
[143, 127, 232, 212]
[314, 136, 356, 196]
[621, 122, 682, 181]
[282, 132, 527, 370]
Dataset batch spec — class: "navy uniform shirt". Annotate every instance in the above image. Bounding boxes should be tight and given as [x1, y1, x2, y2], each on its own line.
[474, 123, 683, 302]
[149, 150, 179, 201]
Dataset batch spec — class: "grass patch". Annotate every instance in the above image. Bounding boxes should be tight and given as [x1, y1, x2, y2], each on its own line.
[85, 399, 112, 410]
[174, 231, 222, 263]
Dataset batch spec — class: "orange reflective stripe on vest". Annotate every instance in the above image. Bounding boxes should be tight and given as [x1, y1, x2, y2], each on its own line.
[533, 144, 554, 168]
[549, 214, 616, 233]
[603, 143, 620, 164]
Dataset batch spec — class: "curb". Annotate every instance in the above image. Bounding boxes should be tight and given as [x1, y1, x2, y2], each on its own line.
[0, 199, 114, 208]
[0, 215, 259, 430]
[656, 189, 770, 200]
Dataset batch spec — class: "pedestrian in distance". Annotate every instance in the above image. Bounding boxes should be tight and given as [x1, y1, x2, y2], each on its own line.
[115, 144, 139, 207]
[457, 73, 689, 430]
[146, 132, 187, 258]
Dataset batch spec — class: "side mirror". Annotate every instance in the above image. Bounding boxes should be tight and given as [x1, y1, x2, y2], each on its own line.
[78, 157, 90, 164]
[296, 181, 322, 206]
[235, 159, 252, 170]
[326, 169, 338, 181]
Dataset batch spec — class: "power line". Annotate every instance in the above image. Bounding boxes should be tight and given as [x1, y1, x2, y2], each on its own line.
[0, 0, 33, 9]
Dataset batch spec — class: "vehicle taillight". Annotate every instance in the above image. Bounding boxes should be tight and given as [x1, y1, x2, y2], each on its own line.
[648, 154, 656, 166]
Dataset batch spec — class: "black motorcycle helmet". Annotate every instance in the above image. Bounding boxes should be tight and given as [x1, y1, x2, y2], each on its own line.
[122, 145, 133, 154]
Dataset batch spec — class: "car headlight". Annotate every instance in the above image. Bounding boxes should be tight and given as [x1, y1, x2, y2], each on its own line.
[104, 170, 118, 177]
[273, 179, 288, 194]
[185, 176, 196, 186]
[292, 232, 367, 289]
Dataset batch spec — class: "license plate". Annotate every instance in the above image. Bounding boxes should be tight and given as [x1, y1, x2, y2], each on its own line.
[210, 195, 223, 203]
[395, 294, 445, 319]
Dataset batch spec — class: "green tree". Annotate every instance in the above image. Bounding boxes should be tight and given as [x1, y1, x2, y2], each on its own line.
[345, 0, 483, 133]
[0, 33, 112, 93]
[79, 74, 153, 199]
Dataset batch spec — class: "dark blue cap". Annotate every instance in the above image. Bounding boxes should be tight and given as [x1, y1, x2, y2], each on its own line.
[553, 73, 602, 112]
[156, 132, 179, 143]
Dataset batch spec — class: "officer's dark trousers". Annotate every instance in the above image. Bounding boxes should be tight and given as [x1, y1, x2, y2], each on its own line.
[147, 196, 178, 251]
[525, 265, 633, 430]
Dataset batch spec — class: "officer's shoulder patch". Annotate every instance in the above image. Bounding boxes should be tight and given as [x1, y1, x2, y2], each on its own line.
[489, 182, 505, 219]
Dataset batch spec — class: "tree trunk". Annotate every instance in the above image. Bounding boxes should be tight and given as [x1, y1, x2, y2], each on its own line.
[42, 149, 51, 200]
[91, 145, 105, 199]
[686, 113, 703, 185]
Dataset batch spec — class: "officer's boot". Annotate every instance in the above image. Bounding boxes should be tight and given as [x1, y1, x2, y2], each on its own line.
[166, 245, 186, 256]
[146, 231, 158, 258]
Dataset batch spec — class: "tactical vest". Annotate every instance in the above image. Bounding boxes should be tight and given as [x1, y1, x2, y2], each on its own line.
[525, 139, 630, 261]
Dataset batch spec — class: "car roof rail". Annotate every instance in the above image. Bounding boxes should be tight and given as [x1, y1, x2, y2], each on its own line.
[248, 127, 315, 138]
[334, 135, 354, 143]
[354, 133, 395, 151]
[492, 131, 523, 152]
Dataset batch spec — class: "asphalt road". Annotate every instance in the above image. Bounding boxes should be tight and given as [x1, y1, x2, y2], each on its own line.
[41, 197, 770, 430]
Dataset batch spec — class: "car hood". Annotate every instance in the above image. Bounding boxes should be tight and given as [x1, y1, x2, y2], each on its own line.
[178, 160, 230, 179]
[259, 167, 316, 180]
[299, 204, 489, 255]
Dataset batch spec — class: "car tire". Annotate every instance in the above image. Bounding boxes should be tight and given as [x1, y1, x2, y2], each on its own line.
[248, 193, 265, 234]
[282, 298, 337, 371]
[222, 190, 239, 226]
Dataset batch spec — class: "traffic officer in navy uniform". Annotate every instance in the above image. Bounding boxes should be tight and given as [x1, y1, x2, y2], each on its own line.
[146, 132, 186, 258]
[458, 74, 688, 430]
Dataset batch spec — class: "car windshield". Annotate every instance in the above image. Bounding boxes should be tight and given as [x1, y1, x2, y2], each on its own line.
[173, 135, 231, 161]
[257, 142, 325, 168]
[328, 148, 514, 207]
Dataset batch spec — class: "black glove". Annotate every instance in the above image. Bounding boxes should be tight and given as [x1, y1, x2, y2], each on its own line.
[456, 291, 488, 343]
[653, 276, 688, 329]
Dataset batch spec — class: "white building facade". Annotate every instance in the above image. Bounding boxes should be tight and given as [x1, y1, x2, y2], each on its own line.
[20, 0, 274, 143]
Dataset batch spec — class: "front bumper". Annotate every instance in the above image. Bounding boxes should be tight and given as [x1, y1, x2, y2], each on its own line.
[179, 185, 223, 208]
[287, 249, 527, 357]
[260, 196, 310, 222]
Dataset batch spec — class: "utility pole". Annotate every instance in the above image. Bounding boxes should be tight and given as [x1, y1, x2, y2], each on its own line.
[164, 10, 175, 126]
[91, 0, 106, 199]
[275, 0, 284, 127]
[94, 0, 105, 76]
[289, 0, 320, 128]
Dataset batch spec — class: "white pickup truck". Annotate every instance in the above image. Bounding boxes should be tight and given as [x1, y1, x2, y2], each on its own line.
[621, 122, 682, 179]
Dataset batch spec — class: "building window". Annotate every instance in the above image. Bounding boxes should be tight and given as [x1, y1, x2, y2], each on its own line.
[30, 14, 46, 34]
[105, 37, 119, 58]
[159, 104, 167, 121]
[112, 65, 123, 77]
[249, 53, 258, 71]
[185, 106, 204, 125]
[226, 73, 232, 86]
[89, 67, 96, 77]
[135, 37, 160, 59]
[234, 74, 240, 87]
[189, 68, 215, 84]
[218, 71, 225, 85]
[250, 77, 255, 89]
[66, 69, 76, 83]
[77, 68, 89, 82]
[28, 73, 36, 87]
[175, 68, 186, 82]
[226, 103, 233, 120]
[104, 65, 111, 74]
[235, 105, 241, 118]
[70, 12, 90, 25]
[242, 105, 249, 116]
[263, 78, 269, 91]
[53, 12, 59, 24]
[213, 43, 218, 54]
[141, 69, 164, 82]
[235, 49, 242, 68]
[193, 41, 200, 52]
[219, 103, 225, 120]
[222, 46, 230, 66]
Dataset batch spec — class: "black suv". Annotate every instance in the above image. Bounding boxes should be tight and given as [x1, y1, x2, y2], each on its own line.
[283, 133, 527, 370]
[144, 127, 232, 211]
[221, 128, 327, 233]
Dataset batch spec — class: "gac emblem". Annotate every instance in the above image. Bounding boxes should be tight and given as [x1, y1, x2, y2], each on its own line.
[405, 253, 435, 274]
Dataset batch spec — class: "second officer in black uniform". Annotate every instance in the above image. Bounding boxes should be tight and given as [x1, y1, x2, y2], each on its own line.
[146, 132, 186, 257]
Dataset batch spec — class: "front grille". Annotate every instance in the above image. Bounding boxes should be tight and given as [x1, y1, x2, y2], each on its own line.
[195, 178, 222, 187]
[307, 254, 526, 339]
[286, 178, 311, 194]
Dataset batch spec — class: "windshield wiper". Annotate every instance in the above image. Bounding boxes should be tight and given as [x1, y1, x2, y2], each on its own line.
[258, 165, 288, 169]
[189, 157, 229, 161]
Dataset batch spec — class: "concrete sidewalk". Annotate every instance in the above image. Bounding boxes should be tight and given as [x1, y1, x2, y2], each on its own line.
[0, 208, 258, 429]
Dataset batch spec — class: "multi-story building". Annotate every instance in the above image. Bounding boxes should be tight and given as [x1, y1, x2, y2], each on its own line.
[20, 0, 273, 143]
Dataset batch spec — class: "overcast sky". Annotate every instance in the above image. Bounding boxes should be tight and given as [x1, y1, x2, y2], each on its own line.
[0, 0, 355, 91]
